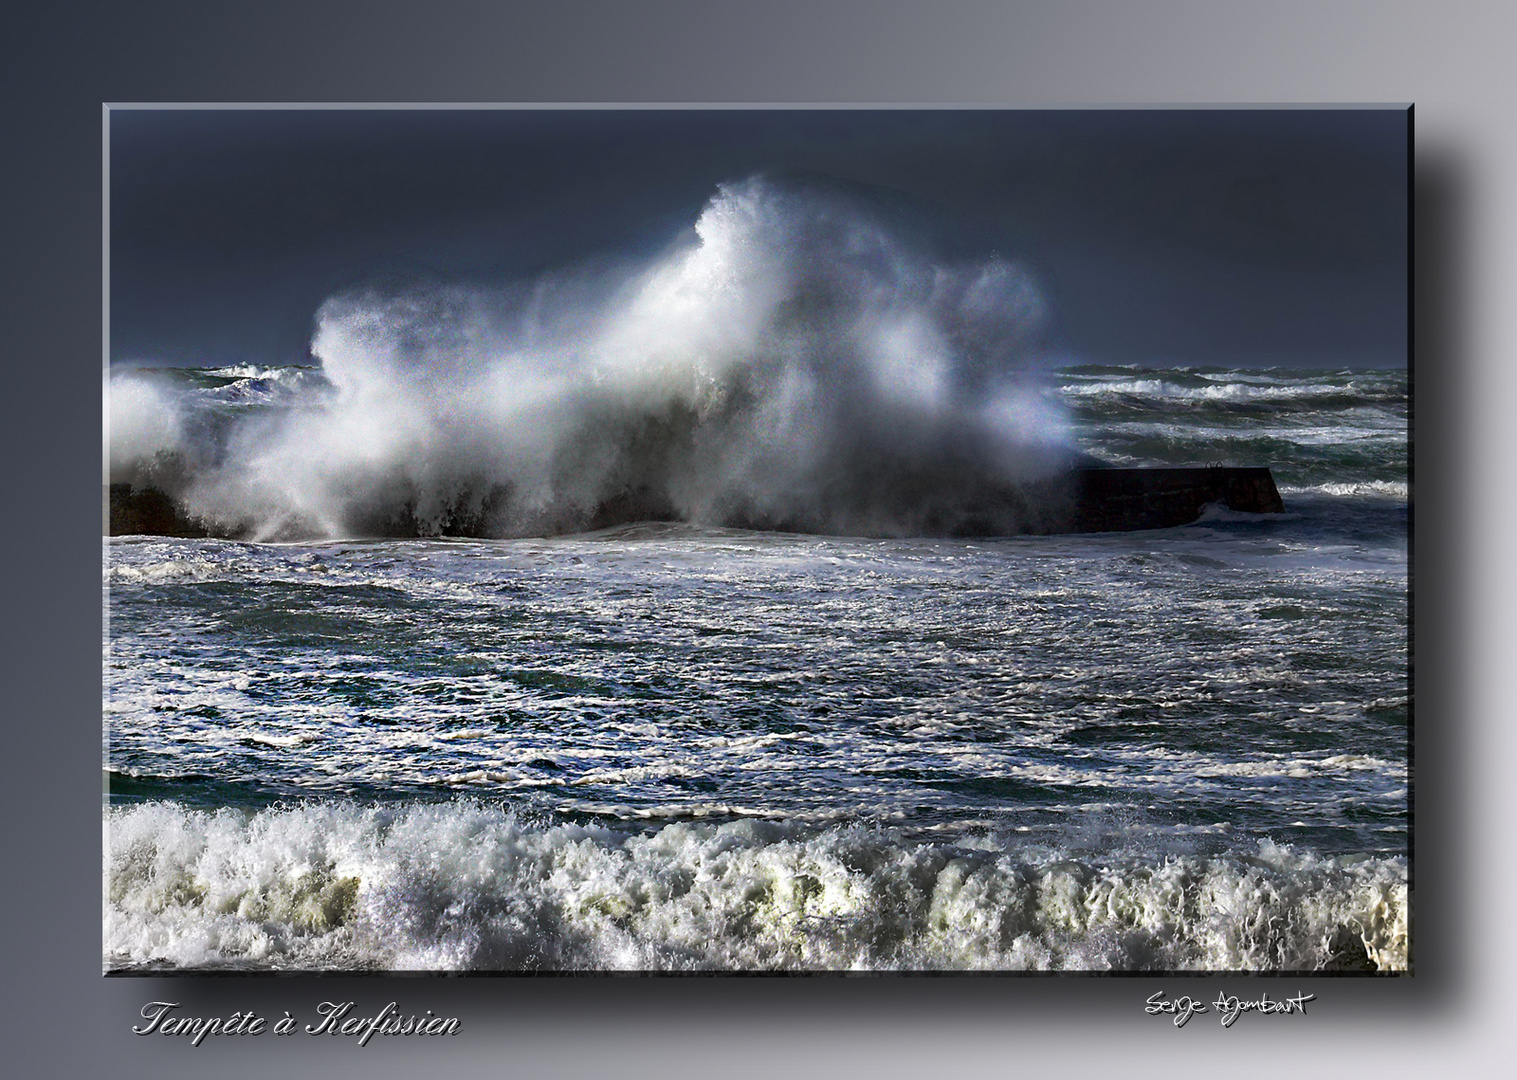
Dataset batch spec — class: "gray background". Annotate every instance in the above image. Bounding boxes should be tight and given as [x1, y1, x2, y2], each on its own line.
[3, 0, 1501, 1075]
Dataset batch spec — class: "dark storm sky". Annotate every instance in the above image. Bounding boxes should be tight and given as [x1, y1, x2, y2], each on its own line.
[109, 108, 1408, 368]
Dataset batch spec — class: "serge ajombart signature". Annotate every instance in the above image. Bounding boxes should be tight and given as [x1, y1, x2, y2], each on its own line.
[1145, 990, 1317, 1028]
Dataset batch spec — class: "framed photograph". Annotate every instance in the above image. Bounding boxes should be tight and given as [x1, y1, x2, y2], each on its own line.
[104, 107, 1408, 974]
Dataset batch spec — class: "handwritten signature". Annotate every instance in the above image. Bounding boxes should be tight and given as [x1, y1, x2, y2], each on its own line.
[1145, 990, 1316, 1028]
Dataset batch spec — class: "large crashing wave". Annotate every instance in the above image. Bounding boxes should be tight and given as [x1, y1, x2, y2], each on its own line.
[110, 173, 1073, 541]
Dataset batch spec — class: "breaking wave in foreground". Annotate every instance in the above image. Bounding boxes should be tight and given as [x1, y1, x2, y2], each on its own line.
[106, 801, 1406, 973]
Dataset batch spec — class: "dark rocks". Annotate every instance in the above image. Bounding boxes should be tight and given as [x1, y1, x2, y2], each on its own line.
[107, 484, 211, 538]
[106, 467, 1285, 540]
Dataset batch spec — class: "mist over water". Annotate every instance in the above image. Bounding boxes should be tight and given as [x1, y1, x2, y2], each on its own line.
[111, 174, 1071, 541]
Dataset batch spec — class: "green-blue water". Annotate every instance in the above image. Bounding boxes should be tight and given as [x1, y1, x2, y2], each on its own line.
[105, 365, 1408, 972]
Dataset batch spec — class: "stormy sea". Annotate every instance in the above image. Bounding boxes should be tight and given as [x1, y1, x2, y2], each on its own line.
[104, 176, 1408, 972]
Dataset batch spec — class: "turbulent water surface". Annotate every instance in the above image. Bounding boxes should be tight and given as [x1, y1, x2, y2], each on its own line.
[105, 361, 1407, 972]
[105, 172, 1406, 973]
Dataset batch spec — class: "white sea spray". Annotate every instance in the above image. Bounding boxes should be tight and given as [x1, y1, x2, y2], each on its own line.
[111, 175, 1070, 541]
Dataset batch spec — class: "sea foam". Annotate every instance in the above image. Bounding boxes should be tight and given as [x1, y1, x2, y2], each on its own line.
[106, 800, 1408, 972]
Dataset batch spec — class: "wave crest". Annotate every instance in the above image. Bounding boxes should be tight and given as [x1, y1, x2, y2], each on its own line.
[105, 801, 1408, 972]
